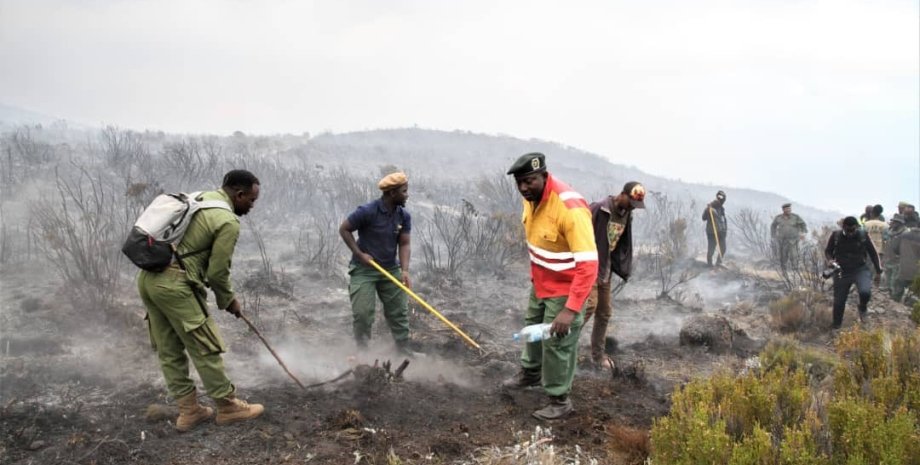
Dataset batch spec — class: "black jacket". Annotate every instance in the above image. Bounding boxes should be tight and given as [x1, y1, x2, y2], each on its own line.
[825, 229, 881, 274]
[590, 196, 634, 283]
[702, 201, 727, 235]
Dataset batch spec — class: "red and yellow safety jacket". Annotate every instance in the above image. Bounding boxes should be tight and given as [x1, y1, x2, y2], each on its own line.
[521, 174, 599, 312]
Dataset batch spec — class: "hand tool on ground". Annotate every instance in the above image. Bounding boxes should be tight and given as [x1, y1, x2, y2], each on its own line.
[239, 313, 306, 389]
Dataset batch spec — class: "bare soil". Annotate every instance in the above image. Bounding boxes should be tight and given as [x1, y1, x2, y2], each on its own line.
[1, 257, 914, 464]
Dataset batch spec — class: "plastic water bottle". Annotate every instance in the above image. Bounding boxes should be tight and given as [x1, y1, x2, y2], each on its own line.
[512, 323, 553, 343]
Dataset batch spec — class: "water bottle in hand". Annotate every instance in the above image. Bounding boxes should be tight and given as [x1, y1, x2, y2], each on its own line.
[512, 323, 553, 343]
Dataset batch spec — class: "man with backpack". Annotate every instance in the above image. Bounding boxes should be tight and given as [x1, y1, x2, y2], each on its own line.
[824, 216, 882, 330]
[135, 170, 264, 432]
[338, 172, 413, 353]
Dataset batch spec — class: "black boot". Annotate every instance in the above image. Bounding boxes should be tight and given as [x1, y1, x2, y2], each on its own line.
[857, 304, 868, 323]
[501, 368, 541, 390]
[532, 395, 573, 420]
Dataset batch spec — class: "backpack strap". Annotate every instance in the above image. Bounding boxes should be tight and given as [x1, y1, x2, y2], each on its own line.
[173, 198, 233, 262]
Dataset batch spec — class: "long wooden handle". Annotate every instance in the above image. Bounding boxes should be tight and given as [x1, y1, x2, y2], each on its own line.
[240, 314, 306, 389]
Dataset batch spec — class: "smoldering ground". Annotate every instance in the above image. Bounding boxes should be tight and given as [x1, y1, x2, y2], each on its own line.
[2, 126, 912, 464]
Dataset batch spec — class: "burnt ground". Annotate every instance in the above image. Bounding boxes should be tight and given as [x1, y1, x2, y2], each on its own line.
[1, 256, 916, 464]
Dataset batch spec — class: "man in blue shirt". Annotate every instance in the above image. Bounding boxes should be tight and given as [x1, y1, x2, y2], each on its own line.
[339, 172, 412, 351]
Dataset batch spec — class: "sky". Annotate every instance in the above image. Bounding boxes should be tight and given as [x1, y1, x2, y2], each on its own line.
[1, 0, 917, 213]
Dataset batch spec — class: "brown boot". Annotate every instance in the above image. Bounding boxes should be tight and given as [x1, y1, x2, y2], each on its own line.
[175, 391, 213, 432]
[215, 394, 264, 425]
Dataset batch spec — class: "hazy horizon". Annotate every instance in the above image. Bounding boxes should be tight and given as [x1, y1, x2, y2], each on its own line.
[1, 0, 917, 213]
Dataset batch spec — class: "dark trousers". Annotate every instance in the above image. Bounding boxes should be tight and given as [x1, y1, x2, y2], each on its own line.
[706, 232, 726, 265]
[831, 266, 872, 328]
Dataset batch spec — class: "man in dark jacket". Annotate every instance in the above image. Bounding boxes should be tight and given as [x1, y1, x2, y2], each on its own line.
[581, 181, 645, 370]
[702, 190, 727, 267]
[824, 216, 882, 329]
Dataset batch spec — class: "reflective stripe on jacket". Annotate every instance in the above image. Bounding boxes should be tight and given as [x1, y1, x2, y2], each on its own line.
[521, 174, 599, 312]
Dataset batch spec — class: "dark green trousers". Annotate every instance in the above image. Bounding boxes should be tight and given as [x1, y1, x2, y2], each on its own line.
[519, 288, 585, 397]
[348, 263, 409, 345]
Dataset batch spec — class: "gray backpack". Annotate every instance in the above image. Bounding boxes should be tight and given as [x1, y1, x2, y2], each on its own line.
[122, 192, 231, 271]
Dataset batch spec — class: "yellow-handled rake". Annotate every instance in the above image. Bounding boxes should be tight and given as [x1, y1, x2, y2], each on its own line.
[708, 207, 723, 262]
[368, 259, 482, 352]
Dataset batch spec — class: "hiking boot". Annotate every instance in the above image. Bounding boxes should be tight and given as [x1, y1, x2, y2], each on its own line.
[175, 391, 213, 432]
[215, 394, 264, 425]
[532, 395, 573, 421]
[501, 369, 541, 390]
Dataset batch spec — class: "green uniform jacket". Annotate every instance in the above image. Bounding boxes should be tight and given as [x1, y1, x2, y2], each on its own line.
[771, 213, 807, 240]
[176, 189, 239, 310]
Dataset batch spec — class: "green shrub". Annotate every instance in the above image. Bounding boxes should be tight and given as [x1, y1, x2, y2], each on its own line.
[761, 338, 837, 382]
[778, 416, 828, 465]
[650, 329, 920, 464]
[728, 425, 773, 465]
[828, 399, 917, 464]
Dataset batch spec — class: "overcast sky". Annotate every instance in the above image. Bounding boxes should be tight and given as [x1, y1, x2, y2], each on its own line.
[1, 0, 917, 213]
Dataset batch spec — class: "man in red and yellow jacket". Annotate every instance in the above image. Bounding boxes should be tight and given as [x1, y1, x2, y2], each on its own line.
[502, 152, 599, 420]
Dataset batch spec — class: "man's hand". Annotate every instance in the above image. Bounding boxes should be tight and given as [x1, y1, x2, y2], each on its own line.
[401, 270, 411, 289]
[358, 252, 374, 266]
[225, 299, 243, 318]
[550, 309, 577, 337]
[874, 272, 882, 286]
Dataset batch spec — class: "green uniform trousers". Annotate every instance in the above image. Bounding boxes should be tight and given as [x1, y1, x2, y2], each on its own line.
[138, 267, 234, 400]
[519, 288, 585, 397]
[348, 263, 409, 345]
[884, 262, 906, 300]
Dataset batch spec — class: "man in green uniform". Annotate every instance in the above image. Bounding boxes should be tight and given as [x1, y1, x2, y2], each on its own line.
[771, 203, 807, 270]
[882, 214, 906, 299]
[338, 172, 412, 352]
[137, 170, 264, 432]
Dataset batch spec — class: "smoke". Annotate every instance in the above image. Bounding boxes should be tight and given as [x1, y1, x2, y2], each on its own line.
[224, 333, 480, 391]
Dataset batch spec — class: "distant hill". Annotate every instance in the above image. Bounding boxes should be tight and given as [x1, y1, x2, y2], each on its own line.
[0, 104, 89, 130]
[293, 128, 843, 226]
[0, 105, 841, 227]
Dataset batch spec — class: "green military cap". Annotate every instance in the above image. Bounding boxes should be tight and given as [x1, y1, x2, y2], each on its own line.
[507, 152, 546, 177]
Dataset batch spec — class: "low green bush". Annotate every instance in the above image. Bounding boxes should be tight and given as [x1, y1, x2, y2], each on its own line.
[650, 328, 920, 464]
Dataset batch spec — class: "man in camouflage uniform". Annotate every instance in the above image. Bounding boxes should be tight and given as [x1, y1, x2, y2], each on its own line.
[771, 203, 807, 270]
[137, 170, 264, 432]
[863, 205, 888, 282]
[882, 214, 906, 299]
